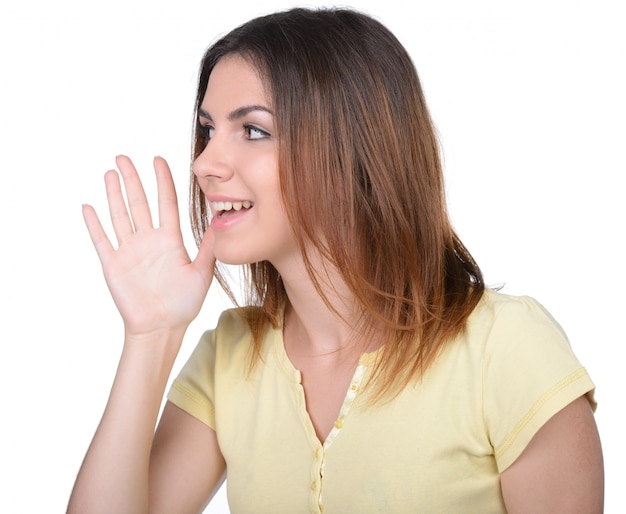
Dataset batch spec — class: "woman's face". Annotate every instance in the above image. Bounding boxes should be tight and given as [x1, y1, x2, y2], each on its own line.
[192, 55, 297, 267]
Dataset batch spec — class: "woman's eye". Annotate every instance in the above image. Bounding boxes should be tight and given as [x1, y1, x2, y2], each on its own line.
[199, 124, 215, 140]
[245, 125, 270, 140]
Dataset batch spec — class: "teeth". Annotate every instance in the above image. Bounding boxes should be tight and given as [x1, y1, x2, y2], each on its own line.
[212, 200, 253, 212]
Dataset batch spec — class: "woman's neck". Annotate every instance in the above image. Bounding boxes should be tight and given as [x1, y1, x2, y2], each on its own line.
[275, 252, 360, 358]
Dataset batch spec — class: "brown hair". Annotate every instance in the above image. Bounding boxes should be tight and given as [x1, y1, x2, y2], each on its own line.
[190, 8, 484, 400]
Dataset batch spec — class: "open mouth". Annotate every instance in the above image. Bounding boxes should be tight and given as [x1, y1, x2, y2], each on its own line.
[212, 200, 254, 218]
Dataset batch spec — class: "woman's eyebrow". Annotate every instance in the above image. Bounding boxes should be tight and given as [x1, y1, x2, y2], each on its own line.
[227, 105, 273, 121]
[198, 105, 273, 122]
[198, 108, 212, 121]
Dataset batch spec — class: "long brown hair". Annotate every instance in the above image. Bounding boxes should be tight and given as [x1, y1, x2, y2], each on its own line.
[190, 8, 484, 400]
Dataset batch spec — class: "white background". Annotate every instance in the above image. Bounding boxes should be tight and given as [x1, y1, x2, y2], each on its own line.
[1, 0, 624, 512]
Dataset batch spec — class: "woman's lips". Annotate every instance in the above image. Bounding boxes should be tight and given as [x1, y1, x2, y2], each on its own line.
[209, 200, 253, 230]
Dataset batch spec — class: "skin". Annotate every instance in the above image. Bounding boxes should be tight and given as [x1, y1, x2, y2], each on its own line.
[67, 56, 604, 513]
[500, 395, 604, 512]
[194, 56, 298, 267]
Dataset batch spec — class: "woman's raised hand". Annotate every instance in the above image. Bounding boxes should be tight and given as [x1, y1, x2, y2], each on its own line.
[82, 155, 215, 339]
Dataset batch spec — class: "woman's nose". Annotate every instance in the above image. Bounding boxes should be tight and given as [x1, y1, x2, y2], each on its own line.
[192, 138, 234, 181]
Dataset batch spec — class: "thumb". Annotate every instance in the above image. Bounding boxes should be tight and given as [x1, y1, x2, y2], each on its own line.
[192, 227, 216, 277]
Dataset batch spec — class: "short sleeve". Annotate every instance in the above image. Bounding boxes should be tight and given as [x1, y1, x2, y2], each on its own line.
[482, 295, 595, 472]
[167, 329, 218, 429]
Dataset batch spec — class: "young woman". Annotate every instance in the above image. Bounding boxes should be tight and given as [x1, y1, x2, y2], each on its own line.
[68, 8, 603, 513]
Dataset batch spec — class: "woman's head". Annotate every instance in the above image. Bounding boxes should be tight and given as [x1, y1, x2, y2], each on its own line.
[190, 7, 483, 397]
[192, 8, 446, 296]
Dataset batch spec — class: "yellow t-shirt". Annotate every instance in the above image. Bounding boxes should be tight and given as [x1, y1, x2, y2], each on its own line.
[168, 290, 595, 513]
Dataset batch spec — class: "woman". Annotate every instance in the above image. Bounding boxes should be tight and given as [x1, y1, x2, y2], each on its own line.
[68, 8, 603, 513]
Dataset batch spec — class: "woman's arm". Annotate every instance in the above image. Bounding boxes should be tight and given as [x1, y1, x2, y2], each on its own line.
[67, 156, 219, 513]
[500, 395, 604, 513]
[68, 330, 185, 513]
[149, 402, 226, 512]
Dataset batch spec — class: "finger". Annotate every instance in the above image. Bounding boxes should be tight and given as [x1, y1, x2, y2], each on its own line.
[192, 227, 216, 278]
[153, 156, 181, 230]
[116, 155, 154, 232]
[105, 169, 134, 245]
[82, 204, 114, 265]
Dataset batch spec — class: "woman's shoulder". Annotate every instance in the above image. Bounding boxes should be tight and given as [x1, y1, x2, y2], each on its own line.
[213, 306, 257, 335]
[456, 288, 581, 374]
[462, 289, 592, 402]
[463, 291, 595, 471]
[469, 288, 566, 338]
[202, 305, 278, 361]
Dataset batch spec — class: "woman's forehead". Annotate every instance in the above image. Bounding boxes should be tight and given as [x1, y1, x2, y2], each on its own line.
[201, 55, 271, 112]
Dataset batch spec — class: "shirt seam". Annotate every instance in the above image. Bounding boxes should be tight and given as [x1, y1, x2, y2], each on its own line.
[494, 366, 588, 460]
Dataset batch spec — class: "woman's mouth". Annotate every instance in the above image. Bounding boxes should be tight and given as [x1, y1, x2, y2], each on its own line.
[212, 200, 254, 218]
